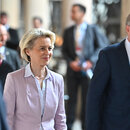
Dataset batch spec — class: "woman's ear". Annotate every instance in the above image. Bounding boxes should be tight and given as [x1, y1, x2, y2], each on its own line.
[24, 48, 30, 56]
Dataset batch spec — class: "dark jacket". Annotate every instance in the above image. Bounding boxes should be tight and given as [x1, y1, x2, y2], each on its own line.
[0, 60, 13, 93]
[0, 83, 9, 130]
[5, 47, 21, 70]
[62, 24, 109, 68]
[86, 40, 130, 130]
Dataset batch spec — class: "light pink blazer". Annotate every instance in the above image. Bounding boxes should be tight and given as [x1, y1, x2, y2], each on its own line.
[4, 66, 67, 130]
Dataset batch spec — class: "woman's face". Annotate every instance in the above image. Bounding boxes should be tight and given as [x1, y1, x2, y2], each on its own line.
[26, 36, 53, 67]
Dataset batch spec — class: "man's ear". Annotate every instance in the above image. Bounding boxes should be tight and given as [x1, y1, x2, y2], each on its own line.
[126, 25, 130, 33]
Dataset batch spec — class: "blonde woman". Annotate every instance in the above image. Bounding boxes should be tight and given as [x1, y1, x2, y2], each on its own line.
[4, 28, 67, 130]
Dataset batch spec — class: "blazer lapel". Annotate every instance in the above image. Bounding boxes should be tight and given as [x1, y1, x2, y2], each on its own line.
[4, 47, 10, 60]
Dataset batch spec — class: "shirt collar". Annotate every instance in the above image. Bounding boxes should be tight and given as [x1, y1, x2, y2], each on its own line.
[0, 46, 5, 54]
[24, 63, 52, 80]
[76, 21, 87, 30]
[125, 37, 130, 47]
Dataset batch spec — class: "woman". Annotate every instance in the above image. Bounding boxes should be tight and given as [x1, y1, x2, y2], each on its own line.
[4, 28, 67, 130]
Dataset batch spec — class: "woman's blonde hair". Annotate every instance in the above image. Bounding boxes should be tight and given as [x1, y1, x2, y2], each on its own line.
[19, 28, 56, 62]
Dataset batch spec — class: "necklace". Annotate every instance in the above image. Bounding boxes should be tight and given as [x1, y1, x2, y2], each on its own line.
[35, 75, 45, 80]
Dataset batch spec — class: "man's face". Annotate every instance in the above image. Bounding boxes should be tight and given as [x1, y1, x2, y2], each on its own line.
[0, 16, 8, 25]
[126, 25, 130, 42]
[33, 19, 42, 28]
[71, 6, 84, 22]
[0, 25, 8, 46]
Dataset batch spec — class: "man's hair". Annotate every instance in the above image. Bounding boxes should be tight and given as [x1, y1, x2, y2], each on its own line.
[0, 11, 8, 17]
[33, 16, 43, 24]
[126, 14, 130, 26]
[73, 4, 86, 14]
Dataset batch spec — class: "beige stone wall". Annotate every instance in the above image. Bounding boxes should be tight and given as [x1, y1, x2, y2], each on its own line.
[120, 0, 130, 38]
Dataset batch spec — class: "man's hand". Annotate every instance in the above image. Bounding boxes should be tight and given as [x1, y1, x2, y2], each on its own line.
[69, 60, 81, 72]
[82, 60, 93, 71]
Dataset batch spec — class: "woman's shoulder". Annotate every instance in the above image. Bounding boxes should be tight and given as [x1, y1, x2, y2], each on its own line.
[49, 69, 63, 80]
[7, 67, 25, 78]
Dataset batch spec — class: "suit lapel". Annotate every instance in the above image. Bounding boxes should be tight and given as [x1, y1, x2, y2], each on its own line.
[71, 26, 76, 53]
[4, 47, 10, 60]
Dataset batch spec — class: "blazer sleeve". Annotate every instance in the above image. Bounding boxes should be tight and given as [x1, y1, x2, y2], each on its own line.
[54, 76, 67, 130]
[62, 29, 74, 64]
[86, 50, 110, 130]
[3, 73, 16, 130]
[0, 92, 9, 130]
[89, 25, 110, 65]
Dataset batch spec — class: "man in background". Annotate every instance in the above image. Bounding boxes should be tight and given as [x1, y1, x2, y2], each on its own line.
[32, 16, 43, 28]
[0, 12, 19, 51]
[0, 24, 21, 70]
[0, 54, 13, 93]
[62, 3, 109, 130]
[0, 85, 9, 130]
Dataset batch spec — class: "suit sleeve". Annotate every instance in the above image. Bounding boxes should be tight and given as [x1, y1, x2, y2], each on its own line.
[0, 92, 9, 130]
[89, 25, 110, 64]
[3, 74, 16, 130]
[62, 29, 73, 64]
[54, 76, 67, 130]
[86, 50, 110, 130]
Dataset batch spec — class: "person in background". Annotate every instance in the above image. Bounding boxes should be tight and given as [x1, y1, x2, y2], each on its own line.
[86, 14, 130, 130]
[0, 85, 9, 130]
[32, 16, 43, 28]
[62, 3, 109, 130]
[0, 24, 21, 70]
[4, 28, 67, 130]
[0, 54, 13, 93]
[0, 12, 19, 51]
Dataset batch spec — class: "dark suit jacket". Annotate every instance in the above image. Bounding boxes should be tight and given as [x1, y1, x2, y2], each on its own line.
[62, 24, 109, 69]
[5, 47, 21, 70]
[0, 83, 9, 130]
[86, 40, 130, 130]
[6, 28, 19, 50]
[0, 60, 13, 93]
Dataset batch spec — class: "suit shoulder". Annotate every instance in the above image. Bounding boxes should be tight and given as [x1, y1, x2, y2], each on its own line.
[6, 47, 19, 54]
[102, 42, 121, 53]
[64, 25, 75, 32]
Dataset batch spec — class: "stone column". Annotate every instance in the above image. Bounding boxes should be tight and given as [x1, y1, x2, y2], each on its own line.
[1, 0, 20, 28]
[23, 0, 50, 31]
[120, 0, 130, 38]
[61, 0, 93, 31]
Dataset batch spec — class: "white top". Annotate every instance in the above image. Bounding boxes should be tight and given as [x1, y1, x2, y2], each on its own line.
[0, 46, 6, 60]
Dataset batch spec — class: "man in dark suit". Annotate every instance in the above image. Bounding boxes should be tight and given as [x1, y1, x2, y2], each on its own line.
[0, 12, 19, 50]
[0, 24, 21, 70]
[0, 54, 13, 93]
[86, 14, 130, 130]
[0, 81, 9, 130]
[62, 4, 109, 130]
